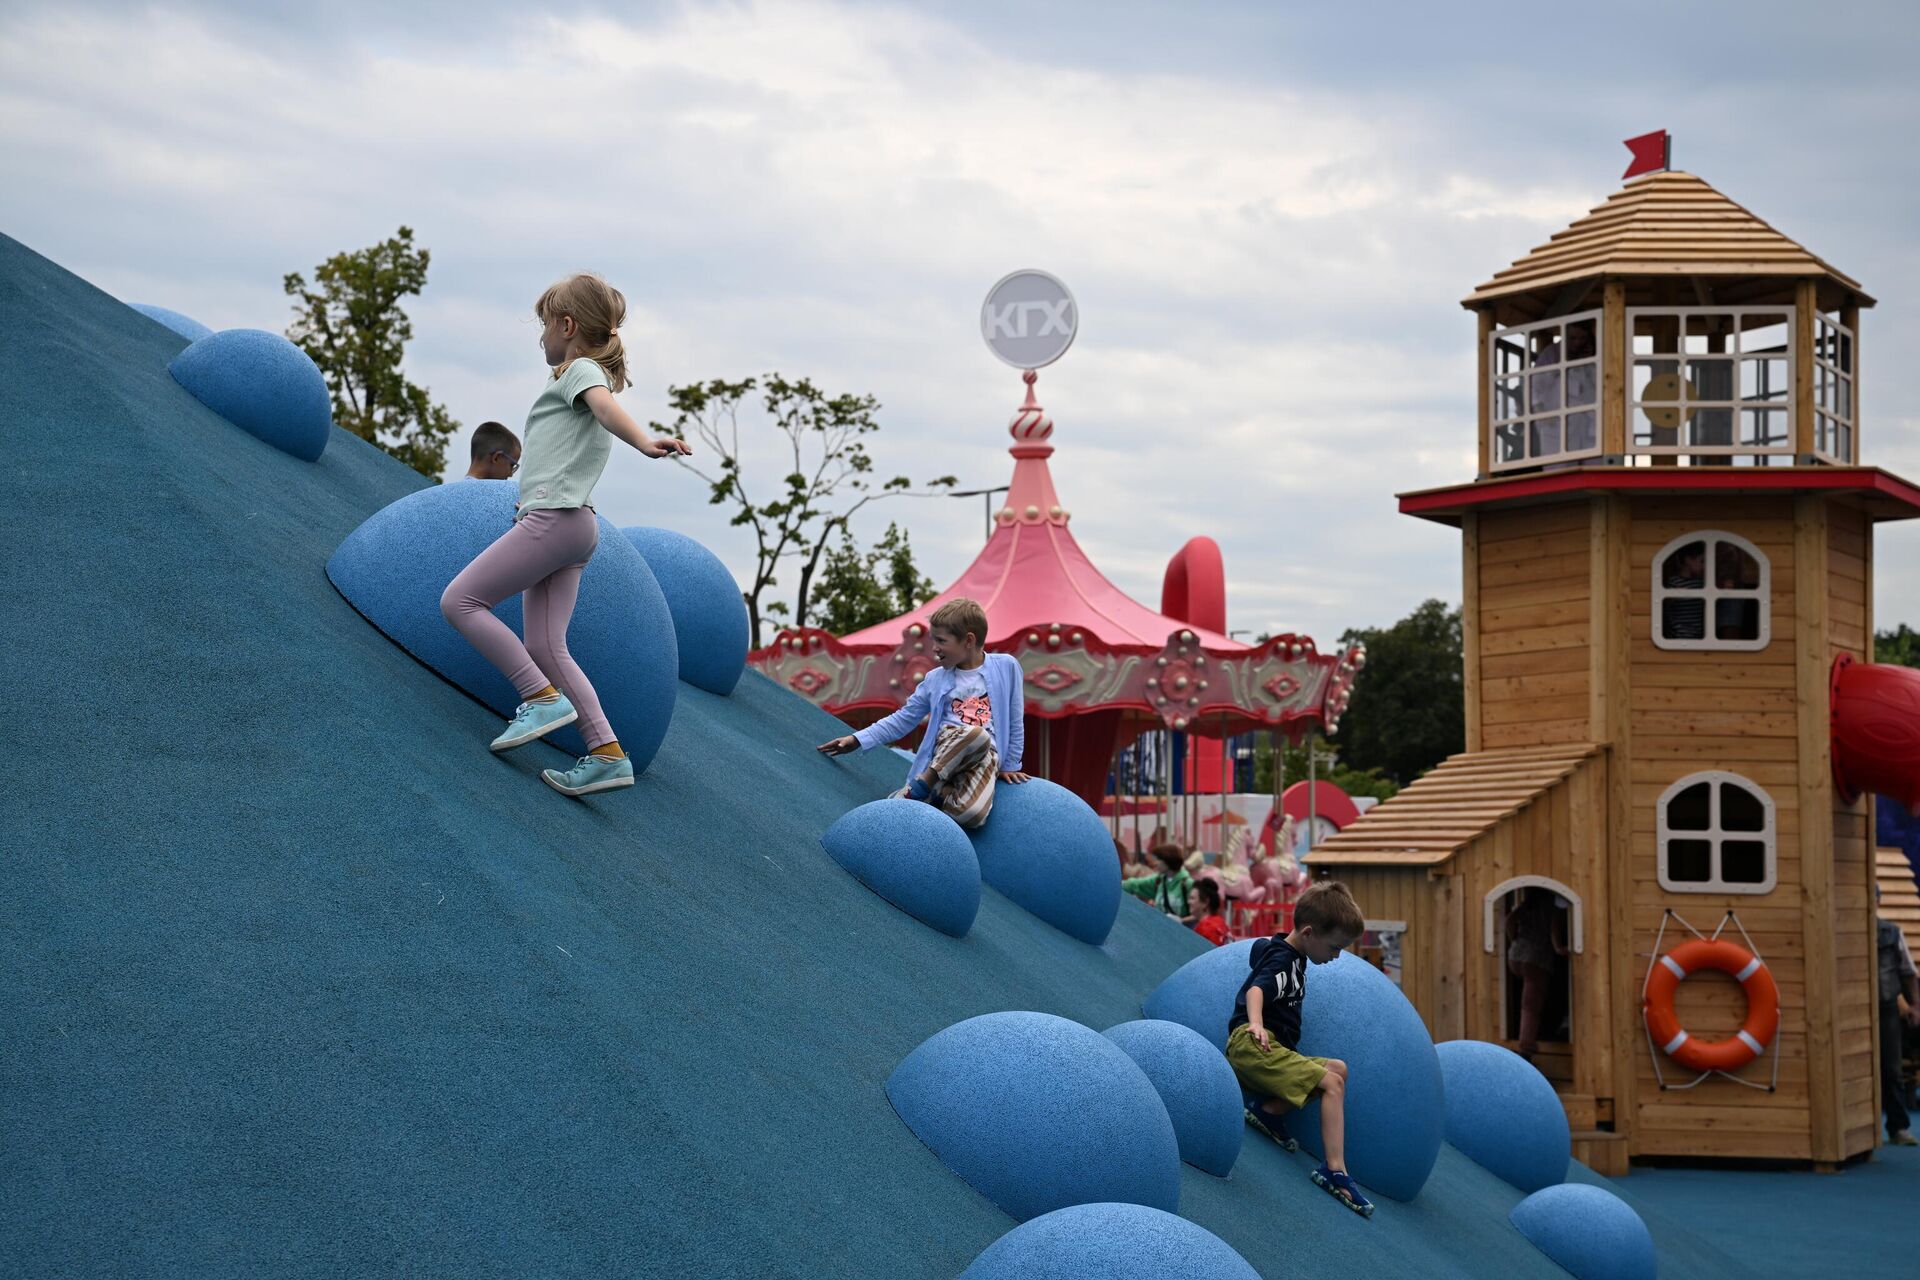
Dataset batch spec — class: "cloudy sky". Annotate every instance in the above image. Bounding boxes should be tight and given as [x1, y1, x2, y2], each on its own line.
[5, 0, 1916, 645]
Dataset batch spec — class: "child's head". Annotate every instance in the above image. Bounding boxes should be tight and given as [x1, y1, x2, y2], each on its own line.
[1195, 878, 1223, 915]
[468, 421, 521, 479]
[928, 598, 988, 667]
[1288, 879, 1364, 963]
[534, 273, 631, 392]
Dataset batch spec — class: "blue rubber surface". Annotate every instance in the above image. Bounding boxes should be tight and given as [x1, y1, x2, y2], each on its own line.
[886, 1011, 1183, 1221]
[621, 525, 750, 695]
[169, 326, 332, 461]
[822, 798, 981, 937]
[1510, 1183, 1656, 1280]
[2, 229, 1866, 1277]
[959, 1203, 1260, 1280]
[327, 479, 679, 766]
[1102, 1019, 1244, 1176]
[129, 302, 212, 341]
[1438, 1039, 1570, 1193]
[965, 778, 1122, 945]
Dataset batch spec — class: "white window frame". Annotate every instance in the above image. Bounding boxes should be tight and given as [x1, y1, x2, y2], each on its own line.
[1656, 770, 1777, 894]
[1650, 530, 1771, 652]
[1813, 312, 1856, 465]
[1481, 875, 1584, 954]
[1626, 306, 1794, 463]
[1488, 308, 1605, 474]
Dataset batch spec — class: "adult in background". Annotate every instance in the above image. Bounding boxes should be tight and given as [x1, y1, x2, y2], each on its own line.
[1505, 887, 1568, 1062]
[464, 420, 522, 480]
[1877, 885, 1920, 1145]
[1122, 843, 1193, 923]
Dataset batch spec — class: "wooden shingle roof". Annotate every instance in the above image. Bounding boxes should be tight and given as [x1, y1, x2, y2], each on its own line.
[1463, 171, 1871, 308]
[1878, 847, 1920, 937]
[1305, 743, 1602, 868]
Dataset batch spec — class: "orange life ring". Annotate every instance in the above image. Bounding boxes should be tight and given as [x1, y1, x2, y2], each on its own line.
[1643, 938, 1779, 1073]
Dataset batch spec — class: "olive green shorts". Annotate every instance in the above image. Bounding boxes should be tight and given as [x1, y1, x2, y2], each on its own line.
[1226, 1024, 1331, 1110]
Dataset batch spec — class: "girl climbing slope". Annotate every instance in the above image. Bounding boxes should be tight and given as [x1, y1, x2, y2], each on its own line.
[440, 273, 691, 798]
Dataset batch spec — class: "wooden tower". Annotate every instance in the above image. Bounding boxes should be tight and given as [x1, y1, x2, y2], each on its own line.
[1308, 169, 1920, 1172]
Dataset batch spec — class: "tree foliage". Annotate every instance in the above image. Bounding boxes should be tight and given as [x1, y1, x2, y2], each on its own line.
[1328, 598, 1464, 785]
[653, 375, 953, 645]
[810, 522, 937, 636]
[284, 226, 457, 478]
[1877, 624, 1920, 668]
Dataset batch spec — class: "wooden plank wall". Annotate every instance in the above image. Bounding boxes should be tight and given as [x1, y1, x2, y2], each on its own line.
[1828, 503, 1877, 1157]
[1477, 504, 1592, 750]
[1331, 867, 1434, 1034]
[1625, 495, 1815, 1159]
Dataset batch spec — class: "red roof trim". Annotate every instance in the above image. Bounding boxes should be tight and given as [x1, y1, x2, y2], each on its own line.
[1398, 467, 1920, 521]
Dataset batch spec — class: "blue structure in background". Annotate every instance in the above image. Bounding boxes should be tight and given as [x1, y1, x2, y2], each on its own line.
[1141, 939, 1258, 1052]
[821, 799, 980, 938]
[964, 778, 1121, 945]
[1102, 1019, 1244, 1176]
[169, 328, 332, 462]
[1510, 1183, 1656, 1280]
[130, 302, 213, 342]
[1289, 952, 1445, 1202]
[1879, 797, 1920, 888]
[620, 526, 750, 695]
[327, 480, 678, 766]
[1437, 1040, 1570, 1193]
[959, 1204, 1261, 1280]
[885, 1011, 1182, 1222]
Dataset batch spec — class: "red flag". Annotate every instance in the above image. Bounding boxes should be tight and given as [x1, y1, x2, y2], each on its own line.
[1623, 130, 1670, 179]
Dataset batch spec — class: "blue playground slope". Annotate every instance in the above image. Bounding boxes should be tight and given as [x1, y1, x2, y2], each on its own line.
[0, 231, 1890, 1277]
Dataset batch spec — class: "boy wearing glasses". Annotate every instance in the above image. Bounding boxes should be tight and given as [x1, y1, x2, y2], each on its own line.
[464, 421, 522, 480]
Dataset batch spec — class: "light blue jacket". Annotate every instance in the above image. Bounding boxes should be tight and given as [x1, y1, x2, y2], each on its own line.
[855, 653, 1025, 779]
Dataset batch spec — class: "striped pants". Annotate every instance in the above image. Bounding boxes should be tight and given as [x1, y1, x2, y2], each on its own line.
[907, 724, 998, 830]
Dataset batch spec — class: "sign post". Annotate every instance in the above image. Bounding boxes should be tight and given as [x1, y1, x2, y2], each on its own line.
[981, 269, 1078, 371]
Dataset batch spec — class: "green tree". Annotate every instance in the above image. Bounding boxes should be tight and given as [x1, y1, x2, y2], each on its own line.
[653, 375, 953, 645]
[1251, 734, 1399, 801]
[1877, 624, 1920, 668]
[284, 226, 458, 478]
[810, 522, 938, 635]
[1328, 598, 1464, 785]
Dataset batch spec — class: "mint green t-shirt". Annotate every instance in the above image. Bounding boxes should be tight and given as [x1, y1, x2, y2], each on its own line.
[516, 357, 612, 518]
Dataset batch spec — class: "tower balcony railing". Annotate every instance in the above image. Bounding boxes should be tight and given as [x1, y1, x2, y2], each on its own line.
[1484, 302, 1857, 475]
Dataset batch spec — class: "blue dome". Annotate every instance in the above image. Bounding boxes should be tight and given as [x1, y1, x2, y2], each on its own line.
[1437, 1040, 1570, 1192]
[960, 1204, 1260, 1280]
[1510, 1184, 1656, 1280]
[130, 303, 213, 342]
[1291, 952, 1444, 1203]
[821, 799, 980, 937]
[168, 328, 331, 462]
[1141, 939, 1258, 1051]
[619, 527, 749, 695]
[326, 480, 678, 767]
[885, 1011, 1181, 1222]
[1102, 1020, 1244, 1176]
[964, 778, 1121, 945]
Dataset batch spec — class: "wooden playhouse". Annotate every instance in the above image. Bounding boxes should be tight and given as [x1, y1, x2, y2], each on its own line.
[1307, 167, 1920, 1172]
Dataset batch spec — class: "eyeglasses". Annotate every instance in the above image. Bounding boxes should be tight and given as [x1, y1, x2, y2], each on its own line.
[494, 450, 520, 475]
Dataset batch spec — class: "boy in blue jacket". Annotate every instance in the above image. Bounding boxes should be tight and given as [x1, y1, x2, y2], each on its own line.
[817, 598, 1028, 827]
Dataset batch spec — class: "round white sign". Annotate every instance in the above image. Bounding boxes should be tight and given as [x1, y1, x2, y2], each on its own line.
[980, 269, 1078, 370]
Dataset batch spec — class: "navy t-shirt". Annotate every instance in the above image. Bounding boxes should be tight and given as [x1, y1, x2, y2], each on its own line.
[1229, 936, 1308, 1049]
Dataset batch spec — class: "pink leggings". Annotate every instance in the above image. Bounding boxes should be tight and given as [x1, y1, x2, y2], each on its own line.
[439, 507, 614, 749]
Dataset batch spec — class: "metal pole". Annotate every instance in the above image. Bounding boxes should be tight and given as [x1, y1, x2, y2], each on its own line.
[1307, 729, 1317, 857]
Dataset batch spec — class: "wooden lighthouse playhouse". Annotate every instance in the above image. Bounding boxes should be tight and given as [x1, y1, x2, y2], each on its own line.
[1308, 164, 1920, 1173]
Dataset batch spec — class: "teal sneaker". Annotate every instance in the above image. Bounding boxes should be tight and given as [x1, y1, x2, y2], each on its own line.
[542, 753, 634, 797]
[490, 695, 577, 752]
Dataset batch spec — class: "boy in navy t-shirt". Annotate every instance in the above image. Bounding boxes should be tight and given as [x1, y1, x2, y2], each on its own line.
[1228, 879, 1373, 1216]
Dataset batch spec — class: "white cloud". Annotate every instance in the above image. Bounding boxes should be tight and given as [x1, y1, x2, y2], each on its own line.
[3, 0, 1917, 648]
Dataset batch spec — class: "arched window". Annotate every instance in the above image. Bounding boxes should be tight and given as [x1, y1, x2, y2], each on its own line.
[1652, 530, 1770, 651]
[1657, 772, 1777, 894]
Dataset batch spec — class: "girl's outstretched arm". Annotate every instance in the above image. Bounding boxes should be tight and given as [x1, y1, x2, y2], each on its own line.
[582, 386, 692, 458]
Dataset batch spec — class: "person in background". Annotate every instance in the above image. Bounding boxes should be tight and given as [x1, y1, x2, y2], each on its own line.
[1192, 878, 1228, 947]
[1122, 843, 1193, 921]
[464, 421, 521, 480]
[1505, 887, 1569, 1061]
[1662, 543, 1707, 641]
[1877, 885, 1920, 1145]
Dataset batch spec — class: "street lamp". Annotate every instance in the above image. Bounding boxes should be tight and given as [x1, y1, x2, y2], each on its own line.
[948, 485, 1011, 542]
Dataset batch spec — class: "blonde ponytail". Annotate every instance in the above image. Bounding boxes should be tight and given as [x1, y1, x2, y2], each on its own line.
[534, 272, 632, 393]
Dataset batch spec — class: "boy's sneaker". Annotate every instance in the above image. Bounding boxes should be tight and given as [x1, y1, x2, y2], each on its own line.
[1892, 1129, 1919, 1146]
[491, 695, 577, 752]
[1243, 1102, 1299, 1151]
[1310, 1165, 1374, 1217]
[542, 753, 634, 797]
